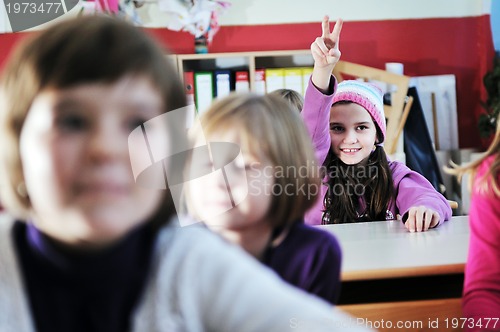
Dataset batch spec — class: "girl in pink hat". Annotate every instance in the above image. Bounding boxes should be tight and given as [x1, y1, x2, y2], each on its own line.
[302, 16, 451, 232]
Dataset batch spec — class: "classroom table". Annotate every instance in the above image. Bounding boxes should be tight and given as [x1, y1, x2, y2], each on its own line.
[319, 215, 469, 282]
[319, 216, 469, 331]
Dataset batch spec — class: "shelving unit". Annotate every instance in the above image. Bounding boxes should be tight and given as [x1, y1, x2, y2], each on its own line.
[176, 50, 313, 91]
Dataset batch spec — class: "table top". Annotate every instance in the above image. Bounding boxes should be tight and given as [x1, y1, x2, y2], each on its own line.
[318, 216, 470, 281]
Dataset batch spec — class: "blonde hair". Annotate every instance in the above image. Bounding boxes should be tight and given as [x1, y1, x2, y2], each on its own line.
[445, 113, 500, 197]
[190, 93, 320, 227]
[269, 89, 304, 113]
[0, 16, 186, 219]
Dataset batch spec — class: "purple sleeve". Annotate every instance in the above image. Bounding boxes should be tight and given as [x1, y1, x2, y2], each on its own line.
[305, 234, 342, 304]
[462, 157, 500, 328]
[301, 75, 337, 166]
[264, 224, 342, 304]
[390, 161, 452, 225]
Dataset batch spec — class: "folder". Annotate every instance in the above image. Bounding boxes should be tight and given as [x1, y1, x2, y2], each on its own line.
[254, 69, 266, 95]
[283, 68, 304, 95]
[265, 68, 285, 93]
[184, 71, 195, 105]
[214, 70, 232, 99]
[194, 71, 214, 114]
[235, 71, 250, 92]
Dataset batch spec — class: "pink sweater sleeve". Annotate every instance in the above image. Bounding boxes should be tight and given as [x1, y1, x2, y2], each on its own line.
[390, 162, 452, 225]
[301, 76, 336, 167]
[302, 76, 336, 225]
[462, 156, 500, 331]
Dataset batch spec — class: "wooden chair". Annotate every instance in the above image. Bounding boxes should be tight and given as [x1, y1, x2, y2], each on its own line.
[339, 298, 463, 332]
[332, 61, 411, 155]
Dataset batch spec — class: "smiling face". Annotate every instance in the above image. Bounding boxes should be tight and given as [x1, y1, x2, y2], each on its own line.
[329, 102, 378, 165]
[19, 76, 167, 248]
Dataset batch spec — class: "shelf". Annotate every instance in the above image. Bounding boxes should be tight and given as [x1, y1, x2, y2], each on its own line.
[174, 50, 314, 115]
[176, 50, 313, 92]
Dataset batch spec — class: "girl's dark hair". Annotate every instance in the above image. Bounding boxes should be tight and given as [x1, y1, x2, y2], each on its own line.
[322, 146, 395, 224]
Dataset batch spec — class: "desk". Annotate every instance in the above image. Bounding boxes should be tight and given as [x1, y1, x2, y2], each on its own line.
[319, 215, 469, 281]
[320, 216, 469, 331]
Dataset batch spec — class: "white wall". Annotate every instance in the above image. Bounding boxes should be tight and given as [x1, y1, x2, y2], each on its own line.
[0, 0, 492, 32]
[138, 0, 491, 27]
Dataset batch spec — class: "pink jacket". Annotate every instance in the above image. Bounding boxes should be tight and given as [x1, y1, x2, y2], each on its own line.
[302, 76, 451, 225]
[462, 155, 500, 330]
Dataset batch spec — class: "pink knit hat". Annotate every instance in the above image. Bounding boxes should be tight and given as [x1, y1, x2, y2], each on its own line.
[332, 80, 386, 144]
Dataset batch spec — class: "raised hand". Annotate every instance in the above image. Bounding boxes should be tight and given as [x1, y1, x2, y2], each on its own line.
[310, 16, 343, 91]
[311, 16, 343, 69]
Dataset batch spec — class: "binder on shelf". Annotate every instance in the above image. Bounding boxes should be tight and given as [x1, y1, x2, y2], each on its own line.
[194, 71, 214, 114]
[265, 68, 285, 93]
[184, 71, 195, 105]
[301, 67, 313, 96]
[283, 68, 304, 95]
[254, 69, 266, 95]
[214, 70, 232, 99]
[235, 71, 250, 92]
[183, 71, 197, 129]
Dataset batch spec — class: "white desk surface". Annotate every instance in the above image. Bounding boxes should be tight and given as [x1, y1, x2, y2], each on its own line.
[318, 216, 469, 281]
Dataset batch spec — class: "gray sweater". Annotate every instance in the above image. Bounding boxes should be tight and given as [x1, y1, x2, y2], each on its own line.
[0, 214, 372, 332]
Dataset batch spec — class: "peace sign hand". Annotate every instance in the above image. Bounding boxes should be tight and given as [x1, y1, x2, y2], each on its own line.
[311, 16, 343, 69]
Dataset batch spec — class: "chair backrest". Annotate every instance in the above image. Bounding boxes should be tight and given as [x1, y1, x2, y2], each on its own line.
[332, 61, 411, 155]
[448, 200, 459, 209]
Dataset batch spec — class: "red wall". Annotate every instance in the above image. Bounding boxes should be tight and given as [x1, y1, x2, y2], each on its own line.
[0, 16, 494, 149]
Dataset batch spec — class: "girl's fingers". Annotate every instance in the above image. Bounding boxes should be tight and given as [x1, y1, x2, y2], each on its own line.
[314, 37, 330, 56]
[415, 207, 425, 232]
[321, 15, 330, 38]
[430, 212, 440, 228]
[311, 42, 326, 60]
[331, 18, 343, 47]
[329, 48, 341, 58]
[311, 37, 329, 57]
[405, 207, 440, 232]
[407, 208, 416, 232]
[409, 207, 439, 232]
[407, 220, 417, 233]
[327, 50, 341, 64]
[424, 211, 433, 231]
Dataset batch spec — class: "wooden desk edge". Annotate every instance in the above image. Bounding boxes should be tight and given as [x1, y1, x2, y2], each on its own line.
[342, 263, 465, 281]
